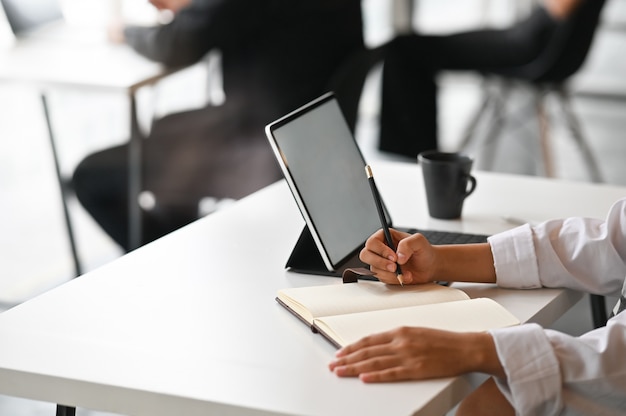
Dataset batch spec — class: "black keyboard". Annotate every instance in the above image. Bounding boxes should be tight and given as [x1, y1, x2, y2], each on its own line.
[407, 229, 489, 245]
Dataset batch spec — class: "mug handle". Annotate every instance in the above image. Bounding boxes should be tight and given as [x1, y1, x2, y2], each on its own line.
[464, 174, 477, 198]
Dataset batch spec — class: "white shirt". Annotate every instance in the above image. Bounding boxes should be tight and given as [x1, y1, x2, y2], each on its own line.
[487, 198, 626, 415]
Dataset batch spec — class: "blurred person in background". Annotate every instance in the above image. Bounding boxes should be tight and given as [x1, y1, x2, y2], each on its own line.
[377, 0, 586, 158]
[73, 0, 370, 251]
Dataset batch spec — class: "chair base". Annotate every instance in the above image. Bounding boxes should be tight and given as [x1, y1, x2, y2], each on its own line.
[459, 77, 603, 183]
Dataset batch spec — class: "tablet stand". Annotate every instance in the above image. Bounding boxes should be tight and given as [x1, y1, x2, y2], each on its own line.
[286, 226, 371, 278]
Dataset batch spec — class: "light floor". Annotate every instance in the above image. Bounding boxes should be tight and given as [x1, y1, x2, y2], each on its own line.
[1, 1, 626, 415]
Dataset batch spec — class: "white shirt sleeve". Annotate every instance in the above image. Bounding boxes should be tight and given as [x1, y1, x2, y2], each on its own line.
[489, 199, 626, 294]
[486, 198, 626, 414]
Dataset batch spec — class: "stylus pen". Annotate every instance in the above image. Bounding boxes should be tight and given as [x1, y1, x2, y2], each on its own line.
[365, 165, 403, 286]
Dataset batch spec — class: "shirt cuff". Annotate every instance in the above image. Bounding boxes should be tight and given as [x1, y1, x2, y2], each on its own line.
[490, 323, 563, 414]
[488, 224, 541, 289]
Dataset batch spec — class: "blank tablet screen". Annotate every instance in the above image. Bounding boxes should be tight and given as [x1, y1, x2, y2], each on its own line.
[267, 94, 382, 269]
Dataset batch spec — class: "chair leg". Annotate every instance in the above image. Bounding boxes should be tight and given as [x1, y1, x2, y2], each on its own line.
[458, 82, 495, 153]
[459, 80, 510, 171]
[479, 84, 511, 170]
[56, 405, 76, 416]
[590, 294, 608, 328]
[535, 88, 555, 177]
[555, 86, 604, 183]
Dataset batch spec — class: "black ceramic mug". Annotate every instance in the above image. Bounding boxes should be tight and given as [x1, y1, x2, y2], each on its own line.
[418, 150, 477, 219]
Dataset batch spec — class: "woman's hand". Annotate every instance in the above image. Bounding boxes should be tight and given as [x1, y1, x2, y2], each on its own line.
[359, 229, 438, 285]
[359, 229, 496, 285]
[328, 327, 504, 382]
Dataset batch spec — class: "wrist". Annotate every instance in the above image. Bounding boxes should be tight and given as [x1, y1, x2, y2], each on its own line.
[466, 332, 505, 378]
[431, 245, 447, 282]
[432, 243, 496, 283]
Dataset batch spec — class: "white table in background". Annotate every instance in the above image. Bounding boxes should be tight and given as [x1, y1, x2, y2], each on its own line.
[0, 35, 183, 271]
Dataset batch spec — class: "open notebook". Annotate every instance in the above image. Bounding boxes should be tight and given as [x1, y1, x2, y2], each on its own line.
[276, 278, 519, 348]
[265, 92, 487, 278]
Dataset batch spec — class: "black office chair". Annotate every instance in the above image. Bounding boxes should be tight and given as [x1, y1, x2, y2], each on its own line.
[459, 0, 609, 328]
[459, 0, 607, 183]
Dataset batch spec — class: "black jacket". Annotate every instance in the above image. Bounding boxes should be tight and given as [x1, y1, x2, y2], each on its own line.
[124, 0, 365, 121]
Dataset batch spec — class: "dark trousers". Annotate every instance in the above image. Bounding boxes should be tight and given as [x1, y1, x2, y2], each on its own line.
[379, 6, 557, 158]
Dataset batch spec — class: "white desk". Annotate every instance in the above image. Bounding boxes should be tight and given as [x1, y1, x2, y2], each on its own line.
[0, 36, 175, 91]
[1, 161, 625, 416]
[0, 36, 182, 267]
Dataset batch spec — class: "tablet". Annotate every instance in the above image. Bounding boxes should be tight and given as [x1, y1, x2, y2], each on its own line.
[265, 92, 384, 273]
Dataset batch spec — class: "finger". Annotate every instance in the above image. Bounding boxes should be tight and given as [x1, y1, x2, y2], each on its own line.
[359, 247, 398, 279]
[334, 342, 390, 366]
[373, 268, 404, 285]
[334, 331, 394, 358]
[359, 366, 417, 383]
[333, 356, 399, 378]
[334, 351, 431, 382]
[331, 344, 399, 375]
[389, 228, 411, 246]
[365, 230, 398, 260]
[370, 264, 417, 285]
[359, 246, 396, 272]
